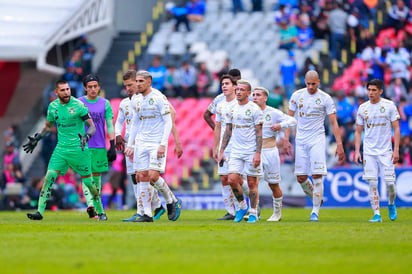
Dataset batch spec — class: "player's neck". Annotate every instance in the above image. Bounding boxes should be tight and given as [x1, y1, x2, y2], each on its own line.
[259, 104, 266, 111]
[370, 97, 381, 104]
[226, 93, 235, 102]
[86, 95, 98, 101]
[142, 87, 152, 97]
[238, 98, 249, 105]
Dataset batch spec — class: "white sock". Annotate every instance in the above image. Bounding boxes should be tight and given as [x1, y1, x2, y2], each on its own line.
[386, 182, 396, 205]
[312, 177, 323, 215]
[222, 185, 235, 215]
[300, 178, 314, 200]
[248, 207, 257, 216]
[368, 179, 380, 215]
[273, 196, 282, 214]
[241, 180, 249, 196]
[140, 181, 153, 217]
[151, 186, 162, 209]
[133, 183, 144, 215]
[153, 177, 176, 204]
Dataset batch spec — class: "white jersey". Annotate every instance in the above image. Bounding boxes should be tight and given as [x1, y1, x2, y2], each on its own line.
[207, 93, 225, 114]
[262, 106, 297, 139]
[289, 88, 336, 143]
[115, 97, 134, 142]
[216, 98, 237, 152]
[129, 90, 170, 144]
[356, 98, 400, 155]
[227, 101, 264, 155]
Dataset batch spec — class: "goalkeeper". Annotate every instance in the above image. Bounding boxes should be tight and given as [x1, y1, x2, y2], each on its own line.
[24, 80, 107, 221]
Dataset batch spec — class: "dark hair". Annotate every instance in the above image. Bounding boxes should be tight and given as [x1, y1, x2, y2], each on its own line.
[220, 74, 237, 85]
[83, 74, 100, 87]
[366, 79, 384, 90]
[55, 79, 68, 88]
[123, 70, 136, 81]
[228, 68, 241, 78]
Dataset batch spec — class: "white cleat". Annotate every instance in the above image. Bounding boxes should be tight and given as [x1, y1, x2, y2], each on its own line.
[267, 212, 282, 222]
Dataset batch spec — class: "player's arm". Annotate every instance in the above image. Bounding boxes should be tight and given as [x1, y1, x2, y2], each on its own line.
[354, 124, 364, 165]
[169, 103, 183, 158]
[203, 109, 215, 130]
[218, 123, 232, 164]
[270, 112, 297, 132]
[328, 113, 345, 161]
[105, 101, 116, 162]
[115, 105, 126, 151]
[392, 119, 400, 164]
[283, 109, 295, 155]
[159, 112, 173, 159]
[22, 120, 55, 153]
[253, 123, 263, 168]
[78, 114, 96, 151]
[212, 121, 222, 162]
[125, 105, 138, 158]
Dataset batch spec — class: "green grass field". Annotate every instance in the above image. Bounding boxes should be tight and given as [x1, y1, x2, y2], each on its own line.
[0, 208, 411, 273]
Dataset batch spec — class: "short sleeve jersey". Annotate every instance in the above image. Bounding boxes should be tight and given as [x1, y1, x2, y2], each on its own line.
[226, 101, 264, 155]
[134, 91, 170, 144]
[207, 93, 225, 114]
[356, 98, 400, 155]
[262, 106, 295, 139]
[115, 97, 134, 142]
[46, 97, 89, 147]
[215, 98, 237, 152]
[289, 88, 336, 143]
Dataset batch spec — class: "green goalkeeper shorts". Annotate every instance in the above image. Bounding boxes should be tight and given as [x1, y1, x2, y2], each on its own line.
[89, 148, 109, 173]
[48, 145, 92, 176]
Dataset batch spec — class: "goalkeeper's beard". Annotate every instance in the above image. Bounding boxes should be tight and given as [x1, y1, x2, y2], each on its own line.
[58, 95, 71, 104]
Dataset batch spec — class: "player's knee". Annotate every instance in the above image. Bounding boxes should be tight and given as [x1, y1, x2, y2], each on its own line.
[148, 171, 160, 183]
[45, 170, 58, 182]
[297, 175, 307, 183]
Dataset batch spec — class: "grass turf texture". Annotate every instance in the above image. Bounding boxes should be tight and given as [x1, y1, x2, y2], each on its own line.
[0, 208, 411, 273]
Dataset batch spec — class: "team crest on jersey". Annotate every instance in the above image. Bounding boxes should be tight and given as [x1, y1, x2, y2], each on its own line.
[315, 98, 321, 105]
[380, 106, 385, 113]
[69, 108, 74, 115]
[265, 114, 271, 121]
[149, 98, 154, 105]
[245, 109, 251, 116]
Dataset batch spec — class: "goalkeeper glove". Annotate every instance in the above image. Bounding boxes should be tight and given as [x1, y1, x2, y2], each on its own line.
[78, 133, 91, 151]
[23, 133, 42, 154]
[107, 140, 116, 162]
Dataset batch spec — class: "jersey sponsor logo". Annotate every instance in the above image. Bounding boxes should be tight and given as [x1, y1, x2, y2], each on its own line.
[315, 98, 321, 105]
[380, 106, 385, 113]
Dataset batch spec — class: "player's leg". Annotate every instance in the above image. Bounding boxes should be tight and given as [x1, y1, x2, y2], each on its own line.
[151, 185, 166, 220]
[381, 153, 397, 221]
[123, 172, 143, 221]
[308, 139, 327, 221]
[217, 151, 236, 220]
[244, 154, 263, 223]
[268, 183, 283, 221]
[363, 154, 382, 222]
[295, 143, 313, 200]
[82, 149, 98, 210]
[136, 170, 154, 222]
[228, 155, 249, 222]
[81, 174, 107, 220]
[263, 147, 282, 221]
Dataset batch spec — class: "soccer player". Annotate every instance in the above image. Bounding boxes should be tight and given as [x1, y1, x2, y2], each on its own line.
[218, 79, 264, 223]
[252, 87, 296, 221]
[24, 80, 107, 220]
[284, 70, 345, 221]
[354, 79, 400, 222]
[125, 71, 182, 222]
[213, 75, 238, 220]
[117, 70, 182, 221]
[203, 69, 242, 130]
[78, 74, 116, 218]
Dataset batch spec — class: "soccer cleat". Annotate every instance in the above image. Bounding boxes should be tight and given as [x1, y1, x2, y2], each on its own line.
[247, 215, 258, 223]
[234, 207, 249, 222]
[98, 213, 108, 221]
[368, 214, 382, 223]
[167, 202, 176, 220]
[388, 204, 397, 221]
[133, 214, 153, 222]
[217, 212, 235, 220]
[310, 212, 319, 222]
[27, 211, 43, 220]
[86, 206, 97, 218]
[267, 212, 282, 222]
[172, 198, 182, 221]
[122, 213, 142, 222]
[153, 205, 166, 220]
[244, 207, 261, 221]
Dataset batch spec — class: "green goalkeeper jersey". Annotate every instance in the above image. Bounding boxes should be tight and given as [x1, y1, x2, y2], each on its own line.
[47, 97, 89, 148]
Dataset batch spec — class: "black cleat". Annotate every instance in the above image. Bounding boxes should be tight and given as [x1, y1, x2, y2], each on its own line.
[27, 211, 43, 220]
[217, 212, 235, 220]
[133, 214, 153, 222]
[87, 206, 97, 218]
[98, 213, 108, 221]
[167, 202, 177, 221]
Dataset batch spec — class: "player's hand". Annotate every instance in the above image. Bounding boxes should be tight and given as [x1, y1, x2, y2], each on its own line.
[270, 124, 281, 132]
[392, 150, 399, 164]
[253, 152, 261, 168]
[78, 133, 90, 151]
[115, 135, 125, 151]
[23, 133, 42, 154]
[217, 151, 226, 166]
[212, 149, 219, 162]
[354, 151, 362, 166]
[174, 143, 183, 158]
[125, 146, 133, 157]
[157, 145, 166, 159]
[107, 142, 117, 163]
[335, 143, 345, 162]
[283, 140, 292, 156]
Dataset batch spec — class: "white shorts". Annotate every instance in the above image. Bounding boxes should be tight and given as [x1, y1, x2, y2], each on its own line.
[363, 152, 395, 182]
[262, 147, 281, 184]
[134, 142, 167, 173]
[217, 150, 230, 175]
[294, 136, 327, 176]
[228, 152, 262, 177]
